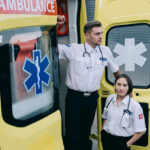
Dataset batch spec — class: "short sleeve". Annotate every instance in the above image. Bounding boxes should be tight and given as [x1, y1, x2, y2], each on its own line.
[102, 109, 107, 119]
[58, 44, 73, 60]
[133, 104, 146, 133]
[107, 47, 119, 73]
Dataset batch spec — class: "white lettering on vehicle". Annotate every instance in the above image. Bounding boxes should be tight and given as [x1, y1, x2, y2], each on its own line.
[7, 0, 16, 10]
[30, 0, 36, 12]
[24, 0, 30, 11]
[0, 0, 56, 13]
[41, 0, 47, 12]
[36, 0, 41, 12]
[17, 0, 23, 11]
[0, 0, 6, 10]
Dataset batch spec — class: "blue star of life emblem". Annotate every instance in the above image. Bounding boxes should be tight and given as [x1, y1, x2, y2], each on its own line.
[23, 50, 50, 95]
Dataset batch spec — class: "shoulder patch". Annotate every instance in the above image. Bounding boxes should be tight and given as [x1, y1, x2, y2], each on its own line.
[139, 114, 143, 119]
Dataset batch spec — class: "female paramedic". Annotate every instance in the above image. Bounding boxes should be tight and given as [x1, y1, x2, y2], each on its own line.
[101, 74, 146, 150]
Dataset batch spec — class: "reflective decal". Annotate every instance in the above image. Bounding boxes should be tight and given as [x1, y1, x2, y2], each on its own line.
[139, 114, 143, 119]
[114, 38, 147, 71]
[23, 50, 50, 95]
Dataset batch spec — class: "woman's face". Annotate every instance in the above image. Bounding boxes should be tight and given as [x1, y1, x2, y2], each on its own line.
[114, 77, 129, 98]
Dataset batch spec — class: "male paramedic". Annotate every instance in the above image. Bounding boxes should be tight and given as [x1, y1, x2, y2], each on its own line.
[57, 15, 120, 150]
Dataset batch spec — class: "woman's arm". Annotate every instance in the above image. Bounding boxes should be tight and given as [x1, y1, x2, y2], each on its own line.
[126, 131, 146, 147]
[102, 119, 107, 129]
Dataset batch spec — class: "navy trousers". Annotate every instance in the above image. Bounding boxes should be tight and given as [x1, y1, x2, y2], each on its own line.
[101, 130, 131, 150]
[65, 89, 98, 150]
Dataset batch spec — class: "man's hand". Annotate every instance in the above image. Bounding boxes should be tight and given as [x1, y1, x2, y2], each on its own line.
[57, 15, 66, 25]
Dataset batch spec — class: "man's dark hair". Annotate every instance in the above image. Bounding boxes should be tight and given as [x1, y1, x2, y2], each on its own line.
[114, 74, 133, 95]
[84, 20, 102, 34]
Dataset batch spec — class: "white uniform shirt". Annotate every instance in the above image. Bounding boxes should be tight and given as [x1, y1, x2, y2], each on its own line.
[102, 94, 146, 137]
[58, 43, 119, 92]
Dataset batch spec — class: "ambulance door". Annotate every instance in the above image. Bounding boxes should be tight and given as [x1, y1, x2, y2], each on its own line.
[94, 0, 150, 150]
[0, 26, 64, 150]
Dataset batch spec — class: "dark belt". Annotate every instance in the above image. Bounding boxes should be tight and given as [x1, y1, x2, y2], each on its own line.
[68, 88, 97, 97]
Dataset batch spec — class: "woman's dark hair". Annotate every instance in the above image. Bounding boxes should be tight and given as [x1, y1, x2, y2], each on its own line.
[114, 74, 133, 95]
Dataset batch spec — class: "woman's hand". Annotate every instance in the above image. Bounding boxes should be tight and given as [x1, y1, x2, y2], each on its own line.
[126, 141, 131, 147]
[126, 131, 146, 148]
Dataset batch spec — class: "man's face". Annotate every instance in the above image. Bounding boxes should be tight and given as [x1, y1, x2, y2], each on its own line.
[85, 27, 103, 47]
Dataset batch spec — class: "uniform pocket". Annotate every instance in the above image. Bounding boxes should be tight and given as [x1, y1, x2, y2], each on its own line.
[120, 113, 130, 128]
[75, 57, 86, 70]
[94, 60, 104, 75]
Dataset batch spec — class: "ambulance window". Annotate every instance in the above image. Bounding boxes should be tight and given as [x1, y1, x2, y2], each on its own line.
[85, 0, 96, 21]
[106, 24, 150, 88]
[0, 26, 58, 126]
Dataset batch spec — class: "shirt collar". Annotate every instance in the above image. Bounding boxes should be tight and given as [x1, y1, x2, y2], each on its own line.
[113, 94, 130, 106]
[112, 94, 117, 103]
[122, 95, 130, 106]
[95, 45, 100, 53]
[85, 42, 99, 53]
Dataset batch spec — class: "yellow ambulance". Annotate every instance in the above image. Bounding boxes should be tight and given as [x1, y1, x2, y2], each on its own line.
[0, 0, 64, 150]
[94, 0, 150, 150]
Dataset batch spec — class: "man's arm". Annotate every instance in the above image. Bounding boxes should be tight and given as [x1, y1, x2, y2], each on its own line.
[113, 70, 120, 78]
[57, 15, 66, 54]
[57, 15, 66, 25]
[107, 47, 120, 78]
[102, 120, 106, 129]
